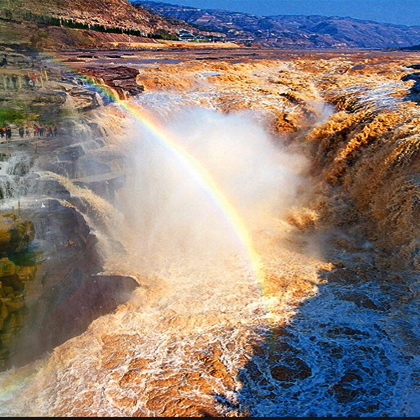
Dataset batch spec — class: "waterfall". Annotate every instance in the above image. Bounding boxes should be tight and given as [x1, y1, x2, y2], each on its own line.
[63, 91, 75, 110]
[0, 152, 37, 202]
[95, 92, 104, 107]
[0, 91, 321, 418]
[3, 50, 420, 418]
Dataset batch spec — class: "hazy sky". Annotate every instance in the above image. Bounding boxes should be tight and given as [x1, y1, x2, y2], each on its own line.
[154, 0, 420, 26]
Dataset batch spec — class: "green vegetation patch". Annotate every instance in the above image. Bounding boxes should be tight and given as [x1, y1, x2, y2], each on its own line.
[0, 108, 26, 126]
[0, 107, 37, 127]
[20, 11, 178, 40]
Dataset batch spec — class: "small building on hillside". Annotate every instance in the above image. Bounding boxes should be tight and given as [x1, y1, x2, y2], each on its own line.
[177, 29, 195, 41]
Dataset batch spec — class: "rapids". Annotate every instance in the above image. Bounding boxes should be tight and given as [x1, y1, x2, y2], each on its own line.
[1, 49, 420, 416]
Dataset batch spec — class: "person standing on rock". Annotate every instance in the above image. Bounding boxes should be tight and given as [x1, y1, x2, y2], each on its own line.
[53, 126, 58, 137]
[24, 73, 31, 88]
[25, 127, 30, 137]
[31, 73, 37, 89]
[5, 127, 11, 141]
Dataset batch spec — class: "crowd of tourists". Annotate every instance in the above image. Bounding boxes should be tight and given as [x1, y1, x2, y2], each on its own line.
[31, 124, 58, 137]
[1, 124, 59, 140]
[0, 126, 12, 140]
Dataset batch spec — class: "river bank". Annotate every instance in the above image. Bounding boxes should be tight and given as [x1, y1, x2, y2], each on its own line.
[0, 45, 141, 370]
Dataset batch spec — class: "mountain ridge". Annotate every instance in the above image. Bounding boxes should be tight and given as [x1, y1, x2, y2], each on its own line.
[132, 0, 420, 49]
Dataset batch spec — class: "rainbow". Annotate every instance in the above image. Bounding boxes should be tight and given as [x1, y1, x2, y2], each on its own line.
[43, 54, 267, 288]
[121, 100, 267, 286]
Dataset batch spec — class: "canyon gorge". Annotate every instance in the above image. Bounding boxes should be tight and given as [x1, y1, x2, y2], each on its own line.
[0, 43, 419, 416]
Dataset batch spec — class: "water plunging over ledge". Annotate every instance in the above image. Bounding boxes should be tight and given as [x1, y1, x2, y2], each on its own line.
[2, 49, 420, 416]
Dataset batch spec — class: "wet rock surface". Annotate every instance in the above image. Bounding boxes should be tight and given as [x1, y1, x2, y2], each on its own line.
[0, 210, 36, 365]
[0, 199, 138, 371]
[0, 216, 35, 254]
[0, 258, 27, 360]
[0, 46, 140, 371]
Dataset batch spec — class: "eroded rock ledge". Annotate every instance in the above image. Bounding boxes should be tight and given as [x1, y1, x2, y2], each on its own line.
[79, 66, 144, 99]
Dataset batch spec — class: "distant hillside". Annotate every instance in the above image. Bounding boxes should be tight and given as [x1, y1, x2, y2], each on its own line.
[1, 0, 174, 34]
[0, 0, 185, 49]
[133, 0, 420, 49]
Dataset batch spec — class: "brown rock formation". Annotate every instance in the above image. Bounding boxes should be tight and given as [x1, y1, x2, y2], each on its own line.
[80, 66, 144, 99]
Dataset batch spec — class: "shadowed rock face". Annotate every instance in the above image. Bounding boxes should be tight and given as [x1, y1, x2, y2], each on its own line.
[402, 72, 420, 100]
[1, 201, 139, 371]
[0, 215, 35, 360]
